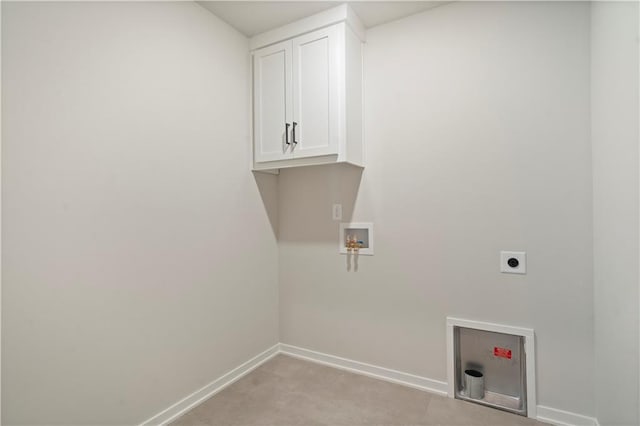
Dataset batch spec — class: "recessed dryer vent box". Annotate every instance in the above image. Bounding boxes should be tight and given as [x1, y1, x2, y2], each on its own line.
[446, 318, 536, 419]
[339, 222, 374, 255]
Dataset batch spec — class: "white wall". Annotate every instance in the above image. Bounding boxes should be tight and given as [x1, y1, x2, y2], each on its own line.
[591, 2, 640, 425]
[279, 1, 595, 416]
[1, 2, 279, 424]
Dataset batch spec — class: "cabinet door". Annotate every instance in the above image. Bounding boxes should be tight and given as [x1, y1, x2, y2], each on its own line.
[291, 25, 340, 159]
[253, 40, 293, 163]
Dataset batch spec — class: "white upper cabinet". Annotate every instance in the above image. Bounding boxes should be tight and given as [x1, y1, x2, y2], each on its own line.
[251, 5, 365, 172]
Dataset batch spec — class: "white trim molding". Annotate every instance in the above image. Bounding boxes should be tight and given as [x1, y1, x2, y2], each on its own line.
[536, 406, 600, 426]
[139, 344, 280, 426]
[446, 317, 537, 419]
[279, 343, 448, 396]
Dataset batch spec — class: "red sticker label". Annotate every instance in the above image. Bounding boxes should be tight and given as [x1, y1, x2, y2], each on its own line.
[494, 347, 512, 359]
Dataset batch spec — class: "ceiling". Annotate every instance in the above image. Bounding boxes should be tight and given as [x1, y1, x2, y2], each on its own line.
[198, 2, 447, 37]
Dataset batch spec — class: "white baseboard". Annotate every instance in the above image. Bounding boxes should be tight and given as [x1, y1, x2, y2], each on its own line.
[279, 343, 449, 396]
[139, 342, 599, 426]
[139, 343, 280, 426]
[536, 406, 600, 426]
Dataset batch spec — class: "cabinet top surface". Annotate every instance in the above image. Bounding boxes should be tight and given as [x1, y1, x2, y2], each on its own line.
[199, 1, 445, 40]
[249, 4, 365, 50]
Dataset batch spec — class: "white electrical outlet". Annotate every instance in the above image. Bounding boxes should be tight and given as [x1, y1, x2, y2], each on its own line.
[500, 251, 526, 274]
[332, 204, 342, 221]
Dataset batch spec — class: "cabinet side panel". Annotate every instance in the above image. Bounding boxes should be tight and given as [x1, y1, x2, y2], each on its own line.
[345, 26, 364, 166]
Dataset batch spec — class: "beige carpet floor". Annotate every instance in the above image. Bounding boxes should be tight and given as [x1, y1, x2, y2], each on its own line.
[171, 354, 547, 426]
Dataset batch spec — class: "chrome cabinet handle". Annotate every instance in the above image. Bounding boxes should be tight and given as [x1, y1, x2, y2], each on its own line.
[285, 123, 291, 145]
[292, 122, 298, 145]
